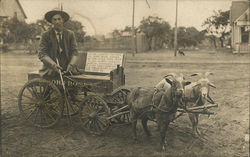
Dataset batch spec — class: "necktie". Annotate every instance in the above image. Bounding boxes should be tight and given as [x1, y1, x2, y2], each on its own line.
[57, 32, 63, 50]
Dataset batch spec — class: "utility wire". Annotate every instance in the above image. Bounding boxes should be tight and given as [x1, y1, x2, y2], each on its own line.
[145, 0, 151, 8]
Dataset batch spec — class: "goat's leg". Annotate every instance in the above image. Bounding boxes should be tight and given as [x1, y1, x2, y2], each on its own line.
[194, 114, 201, 136]
[132, 120, 138, 142]
[142, 117, 151, 137]
[156, 116, 169, 151]
[188, 113, 198, 137]
[160, 121, 170, 151]
[130, 110, 138, 142]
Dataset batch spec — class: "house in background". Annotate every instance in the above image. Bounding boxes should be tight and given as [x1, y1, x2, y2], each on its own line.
[230, 0, 250, 53]
[0, 0, 27, 50]
[0, 0, 27, 22]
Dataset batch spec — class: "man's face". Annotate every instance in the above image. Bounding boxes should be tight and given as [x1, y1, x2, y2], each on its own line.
[51, 14, 63, 31]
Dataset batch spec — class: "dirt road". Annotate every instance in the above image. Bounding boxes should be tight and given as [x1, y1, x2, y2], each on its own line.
[1, 49, 249, 157]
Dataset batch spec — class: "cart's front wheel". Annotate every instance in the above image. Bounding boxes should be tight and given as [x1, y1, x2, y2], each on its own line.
[80, 95, 111, 135]
[18, 78, 63, 128]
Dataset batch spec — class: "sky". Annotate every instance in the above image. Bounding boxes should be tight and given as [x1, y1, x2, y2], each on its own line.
[19, 0, 233, 36]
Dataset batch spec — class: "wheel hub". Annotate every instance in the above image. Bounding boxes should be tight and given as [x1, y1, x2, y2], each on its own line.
[89, 111, 97, 119]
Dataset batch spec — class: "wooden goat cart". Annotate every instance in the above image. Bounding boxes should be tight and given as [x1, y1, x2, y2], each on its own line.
[17, 51, 219, 135]
[18, 52, 131, 135]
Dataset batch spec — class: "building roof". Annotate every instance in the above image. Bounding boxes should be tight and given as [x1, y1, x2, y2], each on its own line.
[230, 0, 249, 23]
[0, 0, 27, 19]
[235, 8, 249, 22]
[15, 0, 27, 18]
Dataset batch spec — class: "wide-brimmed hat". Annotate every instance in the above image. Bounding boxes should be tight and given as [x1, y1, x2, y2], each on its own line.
[45, 10, 70, 23]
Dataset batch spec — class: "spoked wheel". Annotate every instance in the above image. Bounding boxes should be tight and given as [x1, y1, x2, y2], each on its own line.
[18, 78, 63, 128]
[109, 88, 131, 124]
[111, 88, 130, 104]
[80, 95, 111, 135]
[62, 89, 85, 116]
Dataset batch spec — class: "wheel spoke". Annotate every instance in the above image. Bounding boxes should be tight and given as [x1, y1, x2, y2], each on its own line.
[41, 108, 50, 125]
[42, 84, 49, 98]
[45, 96, 59, 104]
[43, 89, 53, 101]
[81, 118, 90, 127]
[96, 119, 105, 131]
[32, 106, 40, 123]
[39, 83, 42, 95]
[90, 120, 98, 132]
[39, 107, 43, 125]
[21, 100, 36, 105]
[98, 116, 108, 127]
[45, 102, 61, 116]
[26, 87, 35, 97]
[22, 105, 36, 112]
[80, 115, 89, 120]
[26, 107, 38, 120]
[22, 94, 37, 102]
[67, 100, 76, 114]
[44, 105, 56, 122]
[30, 85, 39, 98]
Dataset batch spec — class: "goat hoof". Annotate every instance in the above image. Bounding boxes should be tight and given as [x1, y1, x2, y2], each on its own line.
[133, 138, 139, 144]
[162, 145, 167, 152]
[196, 129, 201, 136]
[146, 132, 152, 137]
[192, 132, 201, 139]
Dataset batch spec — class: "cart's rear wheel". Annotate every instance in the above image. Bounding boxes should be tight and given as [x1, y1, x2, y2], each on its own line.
[110, 88, 131, 124]
[80, 95, 111, 135]
[18, 78, 63, 128]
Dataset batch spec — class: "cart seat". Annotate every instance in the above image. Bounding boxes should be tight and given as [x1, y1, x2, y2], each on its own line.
[28, 70, 110, 81]
[69, 74, 110, 81]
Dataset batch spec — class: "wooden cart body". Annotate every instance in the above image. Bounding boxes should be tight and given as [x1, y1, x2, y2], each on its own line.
[18, 51, 131, 135]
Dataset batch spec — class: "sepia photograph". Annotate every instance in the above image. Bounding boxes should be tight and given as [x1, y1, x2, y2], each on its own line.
[1, 0, 249, 156]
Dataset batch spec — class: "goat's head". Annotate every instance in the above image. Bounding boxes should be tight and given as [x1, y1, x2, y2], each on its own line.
[164, 73, 191, 98]
[191, 72, 216, 104]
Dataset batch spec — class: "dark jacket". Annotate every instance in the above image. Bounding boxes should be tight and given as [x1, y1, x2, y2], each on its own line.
[38, 28, 78, 76]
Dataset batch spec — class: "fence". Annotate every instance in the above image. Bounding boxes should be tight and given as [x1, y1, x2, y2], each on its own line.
[78, 33, 150, 53]
[1, 34, 150, 53]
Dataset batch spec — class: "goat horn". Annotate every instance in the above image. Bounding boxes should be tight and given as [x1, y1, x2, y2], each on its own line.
[205, 72, 214, 78]
[164, 73, 177, 78]
[190, 73, 201, 77]
[208, 82, 216, 88]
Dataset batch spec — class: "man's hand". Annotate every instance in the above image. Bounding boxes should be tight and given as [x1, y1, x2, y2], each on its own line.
[52, 63, 63, 72]
[66, 64, 76, 72]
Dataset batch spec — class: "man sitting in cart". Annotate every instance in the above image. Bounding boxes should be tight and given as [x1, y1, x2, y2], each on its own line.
[38, 9, 79, 77]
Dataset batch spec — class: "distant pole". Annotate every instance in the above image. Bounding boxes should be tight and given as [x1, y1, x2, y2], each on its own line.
[132, 0, 136, 56]
[174, 0, 178, 56]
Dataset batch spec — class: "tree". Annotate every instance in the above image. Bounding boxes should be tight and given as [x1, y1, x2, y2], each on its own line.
[2, 17, 36, 43]
[35, 19, 86, 43]
[138, 16, 171, 50]
[111, 29, 122, 39]
[35, 19, 51, 32]
[202, 10, 231, 48]
[176, 26, 205, 48]
[64, 20, 86, 43]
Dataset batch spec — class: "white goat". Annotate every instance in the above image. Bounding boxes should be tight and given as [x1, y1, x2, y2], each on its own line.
[154, 72, 216, 137]
[184, 72, 216, 137]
